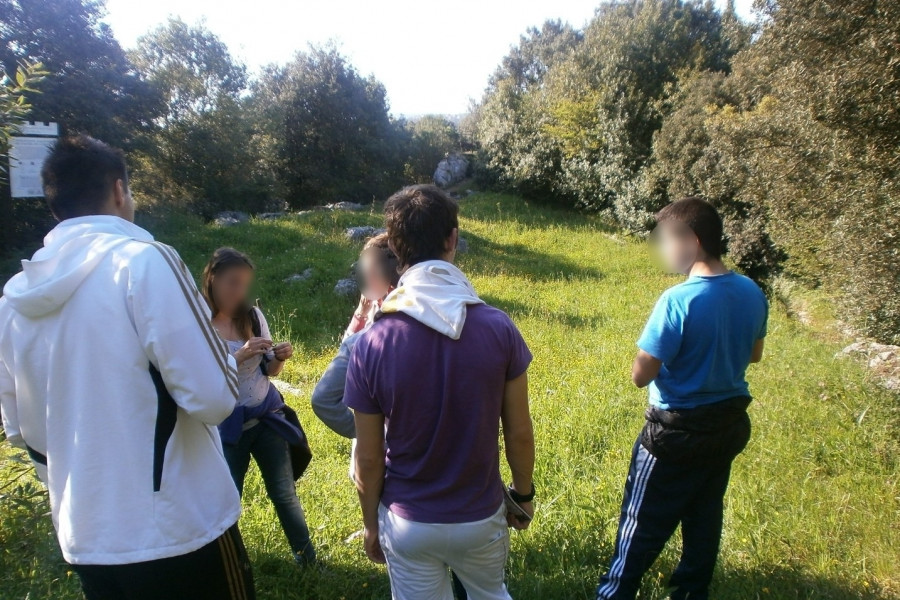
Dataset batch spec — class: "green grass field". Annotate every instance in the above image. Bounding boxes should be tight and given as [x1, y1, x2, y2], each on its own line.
[1, 193, 898, 599]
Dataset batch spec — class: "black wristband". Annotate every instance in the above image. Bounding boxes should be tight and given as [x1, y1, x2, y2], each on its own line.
[507, 483, 535, 503]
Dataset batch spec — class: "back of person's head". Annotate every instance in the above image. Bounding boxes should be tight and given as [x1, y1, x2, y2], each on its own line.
[41, 135, 129, 221]
[655, 197, 724, 259]
[384, 184, 459, 268]
[362, 233, 401, 288]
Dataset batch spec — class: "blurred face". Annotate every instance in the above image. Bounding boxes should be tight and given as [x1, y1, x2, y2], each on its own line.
[654, 221, 700, 275]
[359, 251, 392, 301]
[211, 265, 254, 315]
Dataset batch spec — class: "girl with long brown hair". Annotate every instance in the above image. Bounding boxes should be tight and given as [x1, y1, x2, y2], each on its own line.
[202, 247, 316, 566]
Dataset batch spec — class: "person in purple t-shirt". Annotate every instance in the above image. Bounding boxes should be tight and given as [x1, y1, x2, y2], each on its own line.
[344, 184, 536, 600]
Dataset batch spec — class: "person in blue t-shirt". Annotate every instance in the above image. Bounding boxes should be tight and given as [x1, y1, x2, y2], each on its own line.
[596, 197, 768, 600]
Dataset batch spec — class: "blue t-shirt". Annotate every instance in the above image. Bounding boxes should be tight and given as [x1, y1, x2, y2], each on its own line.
[638, 272, 768, 410]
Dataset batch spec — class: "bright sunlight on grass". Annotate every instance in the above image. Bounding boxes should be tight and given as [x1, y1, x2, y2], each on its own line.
[1, 193, 898, 599]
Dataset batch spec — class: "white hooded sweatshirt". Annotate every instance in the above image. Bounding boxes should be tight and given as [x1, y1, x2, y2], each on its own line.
[0, 216, 241, 565]
[379, 260, 484, 339]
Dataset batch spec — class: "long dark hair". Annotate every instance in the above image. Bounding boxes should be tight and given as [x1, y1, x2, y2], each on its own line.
[201, 247, 255, 340]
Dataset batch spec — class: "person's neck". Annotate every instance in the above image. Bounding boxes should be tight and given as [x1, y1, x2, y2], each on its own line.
[213, 311, 234, 323]
[688, 258, 729, 277]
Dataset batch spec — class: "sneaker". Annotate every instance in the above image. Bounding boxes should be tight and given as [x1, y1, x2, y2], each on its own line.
[293, 542, 317, 566]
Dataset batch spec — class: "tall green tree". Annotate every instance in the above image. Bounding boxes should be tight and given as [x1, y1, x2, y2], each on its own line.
[130, 18, 268, 216]
[475, 20, 582, 200]
[255, 45, 406, 208]
[700, 0, 900, 341]
[130, 17, 247, 123]
[475, 2, 750, 209]
[0, 0, 162, 148]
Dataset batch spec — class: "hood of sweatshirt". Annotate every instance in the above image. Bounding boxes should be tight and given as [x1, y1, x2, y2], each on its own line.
[378, 260, 484, 340]
[3, 216, 154, 318]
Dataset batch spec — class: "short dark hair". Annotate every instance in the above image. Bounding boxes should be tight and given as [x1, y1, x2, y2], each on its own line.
[655, 196, 724, 259]
[384, 184, 459, 268]
[41, 135, 128, 221]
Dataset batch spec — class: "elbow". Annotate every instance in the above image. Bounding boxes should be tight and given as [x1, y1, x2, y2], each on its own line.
[631, 371, 649, 388]
[185, 385, 238, 425]
[195, 400, 237, 426]
[505, 426, 535, 452]
[354, 452, 385, 486]
[310, 390, 325, 417]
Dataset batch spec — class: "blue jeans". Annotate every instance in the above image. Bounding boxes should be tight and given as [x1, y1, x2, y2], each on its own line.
[223, 422, 313, 557]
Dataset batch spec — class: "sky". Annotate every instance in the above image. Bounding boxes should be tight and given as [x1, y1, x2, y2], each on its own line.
[103, 0, 756, 117]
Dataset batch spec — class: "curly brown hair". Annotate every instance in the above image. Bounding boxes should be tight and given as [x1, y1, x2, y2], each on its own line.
[383, 184, 459, 269]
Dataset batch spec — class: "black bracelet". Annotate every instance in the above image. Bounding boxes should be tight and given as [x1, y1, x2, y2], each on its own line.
[507, 482, 535, 503]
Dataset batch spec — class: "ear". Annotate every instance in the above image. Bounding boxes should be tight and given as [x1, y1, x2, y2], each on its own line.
[445, 228, 459, 254]
[113, 179, 126, 209]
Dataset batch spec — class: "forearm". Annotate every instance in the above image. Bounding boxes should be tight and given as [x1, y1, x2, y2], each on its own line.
[346, 313, 368, 337]
[504, 428, 535, 493]
[353, 411, 386, 530]
[356, 457, 385, 530]
[266, 358, 285, 377]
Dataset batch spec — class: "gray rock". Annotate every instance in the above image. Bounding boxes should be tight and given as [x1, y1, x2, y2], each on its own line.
[457, 236, 469, 254]
[334, 278, 360, 297]
[433, 154, 469, 188]
[283, 268, 313, 284]
[837, 340, 900, 393]
[345, 226, 385, 241]
[327, 201, 366, 211]
[258, 212, 287, 220]
[213, 211, 249, 226]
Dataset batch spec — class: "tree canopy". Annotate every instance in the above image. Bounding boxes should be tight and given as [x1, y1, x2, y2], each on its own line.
[474, 0, 900, 343]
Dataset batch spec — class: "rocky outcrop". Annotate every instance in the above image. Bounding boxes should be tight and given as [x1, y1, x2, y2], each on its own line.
[283, 268, 314, 284]
[326, 201, 366, 211]
[836, 341, 900, 392]
[434, 154, 469, 188]
[213, 211, 249, 226]
[345, 226, 385, 241]
[334, 278, 360, 297]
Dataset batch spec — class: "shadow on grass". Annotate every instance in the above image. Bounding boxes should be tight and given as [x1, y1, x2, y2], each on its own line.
[250, 549, 391, 600]
[481, 293, 603, 331]
[462, 231, 604, 284]
[460, 193, 618, 234]
[507, 537, 888, 600]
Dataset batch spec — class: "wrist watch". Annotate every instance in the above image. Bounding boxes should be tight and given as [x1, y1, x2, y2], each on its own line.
[507, 482, 536, 503]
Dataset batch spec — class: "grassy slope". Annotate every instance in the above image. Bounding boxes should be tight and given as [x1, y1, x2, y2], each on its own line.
[1, 193, 897, 599]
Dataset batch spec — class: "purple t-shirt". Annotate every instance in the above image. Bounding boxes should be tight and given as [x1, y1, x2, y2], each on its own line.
[344, 304, 532, 524]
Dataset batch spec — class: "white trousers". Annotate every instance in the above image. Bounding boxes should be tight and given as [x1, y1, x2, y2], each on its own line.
[378, 503, 513, 600]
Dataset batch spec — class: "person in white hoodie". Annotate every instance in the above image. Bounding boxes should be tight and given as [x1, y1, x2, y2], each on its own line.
[0, 135, 254, 600]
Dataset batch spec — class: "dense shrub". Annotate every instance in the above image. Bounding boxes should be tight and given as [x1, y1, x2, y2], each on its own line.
[473, 0, 900, 342]
[253, 46, 408, 209]
[402, 115, 463, 183]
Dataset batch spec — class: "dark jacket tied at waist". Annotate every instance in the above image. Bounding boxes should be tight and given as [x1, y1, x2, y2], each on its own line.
[640, 396, 752, 464]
